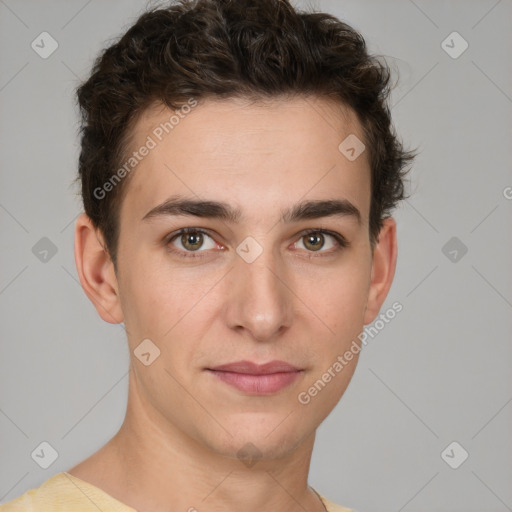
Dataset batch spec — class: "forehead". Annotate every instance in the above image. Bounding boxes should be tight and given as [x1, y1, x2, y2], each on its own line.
[119, 95, 371, 227]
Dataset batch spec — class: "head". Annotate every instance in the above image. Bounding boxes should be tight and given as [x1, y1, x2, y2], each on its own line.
[74, 0, 416, 464]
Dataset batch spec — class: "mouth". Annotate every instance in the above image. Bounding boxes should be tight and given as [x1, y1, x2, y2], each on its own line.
[205, 360, 304, 395]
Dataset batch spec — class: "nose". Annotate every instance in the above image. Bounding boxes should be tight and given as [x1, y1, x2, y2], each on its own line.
[224, 246, 294, 342]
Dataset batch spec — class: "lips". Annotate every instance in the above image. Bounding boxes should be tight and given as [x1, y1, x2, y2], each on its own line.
[206, 360, 303, 394]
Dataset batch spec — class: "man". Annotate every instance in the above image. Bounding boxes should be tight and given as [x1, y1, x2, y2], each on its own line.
[1, 0, 415, 510]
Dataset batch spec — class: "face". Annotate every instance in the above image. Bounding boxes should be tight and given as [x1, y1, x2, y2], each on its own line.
[80, 95, 396, 462]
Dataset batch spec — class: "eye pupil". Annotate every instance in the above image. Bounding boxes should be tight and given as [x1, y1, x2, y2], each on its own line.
[304, 233, 324, 251]
[182, 231, 203, 251]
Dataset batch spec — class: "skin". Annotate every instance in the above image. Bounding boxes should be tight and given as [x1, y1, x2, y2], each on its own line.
[70, 95, 397, 512]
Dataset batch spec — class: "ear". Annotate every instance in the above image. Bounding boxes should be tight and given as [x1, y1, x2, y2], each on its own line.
[363, 217, 398, 325]
[74, 213, 124, 324]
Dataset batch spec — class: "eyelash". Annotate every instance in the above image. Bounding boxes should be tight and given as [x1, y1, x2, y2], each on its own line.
[165, 227, 349, 259]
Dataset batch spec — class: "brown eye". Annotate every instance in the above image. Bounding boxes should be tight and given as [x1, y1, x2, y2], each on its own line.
[181, 231, 204, 251]
[168, 229, 217, 254]
[295, 230, 341, 253]
[303, 232, 325, 251]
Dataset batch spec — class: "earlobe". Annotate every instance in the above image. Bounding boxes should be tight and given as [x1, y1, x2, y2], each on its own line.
[363, 217, 398, 325]
[74, 213, 124, 324]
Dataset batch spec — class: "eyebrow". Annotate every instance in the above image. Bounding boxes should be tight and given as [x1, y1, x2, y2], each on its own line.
[141, 195, 362, 225]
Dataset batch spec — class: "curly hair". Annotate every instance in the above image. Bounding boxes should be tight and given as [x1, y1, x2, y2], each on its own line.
[75, 0, 417, 269]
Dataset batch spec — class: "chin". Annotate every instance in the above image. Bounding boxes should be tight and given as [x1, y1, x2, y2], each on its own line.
[211, 436, 302, 466]
[199, 414, 312, 465]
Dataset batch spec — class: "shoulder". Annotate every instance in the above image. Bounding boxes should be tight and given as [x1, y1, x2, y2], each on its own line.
[317, 492, 359, 512]
[0, 472, 135, 511]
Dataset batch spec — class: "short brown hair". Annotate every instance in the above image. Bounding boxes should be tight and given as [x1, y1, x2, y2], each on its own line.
[75, 0, 416, 269]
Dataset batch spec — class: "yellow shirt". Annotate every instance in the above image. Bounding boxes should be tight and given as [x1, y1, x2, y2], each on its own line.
[0, 472, 355, 512]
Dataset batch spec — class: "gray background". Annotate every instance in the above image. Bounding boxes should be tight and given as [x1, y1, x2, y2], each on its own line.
[1, 1, 511, 511]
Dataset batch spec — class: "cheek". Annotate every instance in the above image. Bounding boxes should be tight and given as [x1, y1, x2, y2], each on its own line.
[118, 257, 220, 356]
[116, 257, 176, 344]
[302, 264, 369, 342]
